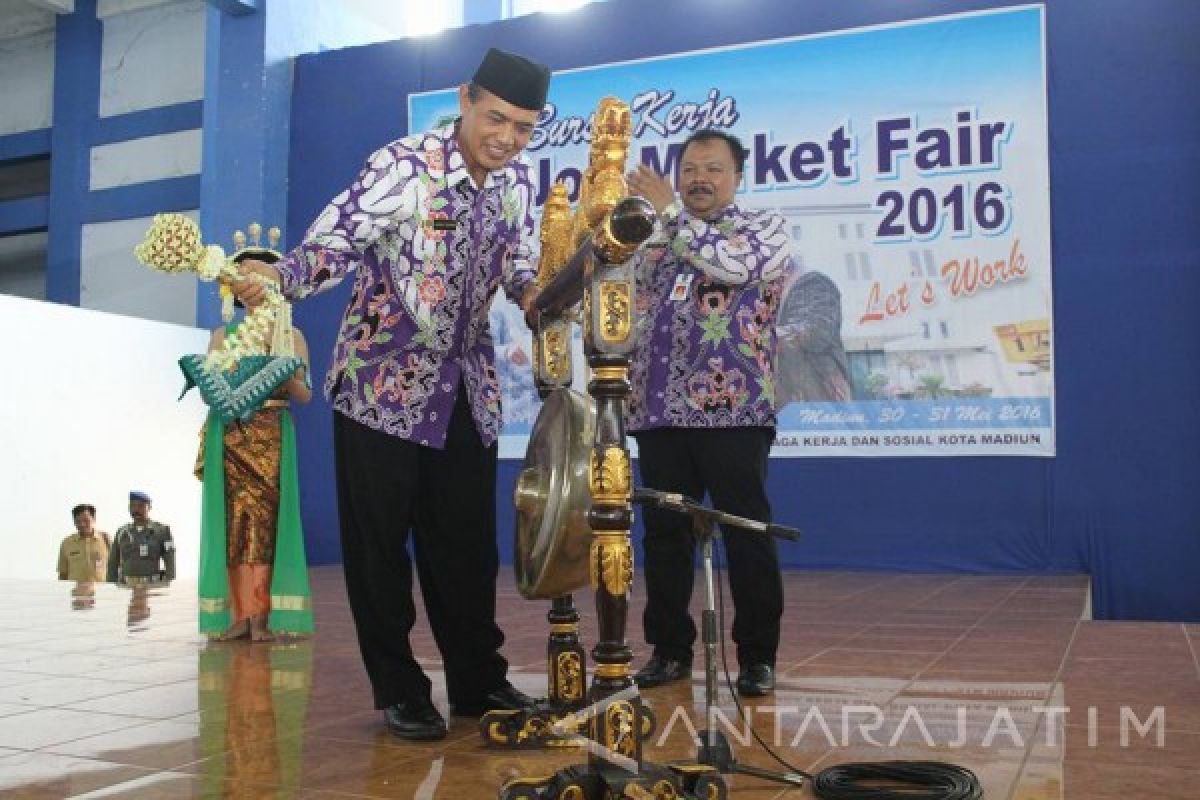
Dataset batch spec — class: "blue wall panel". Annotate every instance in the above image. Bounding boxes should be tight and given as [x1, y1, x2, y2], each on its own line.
[0, 195, 49, 236]
[85, 176, 202, 223]
[45, 0, 101, 305]
[0, 129, 51, 161]
[284, 0, 1200, 620]
[91, 101, 204, 146]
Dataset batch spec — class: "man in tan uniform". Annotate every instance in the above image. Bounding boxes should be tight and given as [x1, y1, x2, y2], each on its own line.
[57, 504, 111, 581]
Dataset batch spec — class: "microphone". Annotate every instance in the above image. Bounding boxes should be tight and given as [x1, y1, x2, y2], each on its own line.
[631, 488, 801, 542]
[632, 487, 689, 509]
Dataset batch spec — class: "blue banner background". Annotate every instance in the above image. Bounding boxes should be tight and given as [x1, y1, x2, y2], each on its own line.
[410, 7, 1055, 457]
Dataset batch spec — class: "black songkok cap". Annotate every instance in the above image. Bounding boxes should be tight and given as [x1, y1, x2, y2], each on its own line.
[471, 47, 550, 112]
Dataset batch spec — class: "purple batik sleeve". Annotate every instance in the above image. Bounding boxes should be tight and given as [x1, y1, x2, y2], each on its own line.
[666, 207, 793, 287]
[276, 143, 419, 300]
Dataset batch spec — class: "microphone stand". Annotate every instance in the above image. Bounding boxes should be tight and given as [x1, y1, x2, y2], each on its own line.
[632, 489, 808, 790]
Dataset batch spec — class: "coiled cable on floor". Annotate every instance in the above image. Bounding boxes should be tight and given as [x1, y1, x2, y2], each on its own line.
[712, 540, 984, 800]
[810, 761, 984, 799]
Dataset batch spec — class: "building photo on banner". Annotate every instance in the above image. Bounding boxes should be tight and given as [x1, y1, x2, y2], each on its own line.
[411, 4, 1055, 458]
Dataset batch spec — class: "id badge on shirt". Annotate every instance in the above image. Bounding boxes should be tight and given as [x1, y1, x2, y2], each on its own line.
[671, 273, 694, 302]
[139, 544, 149, 557]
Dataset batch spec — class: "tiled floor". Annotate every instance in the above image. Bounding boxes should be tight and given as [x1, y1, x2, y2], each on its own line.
[0, 569, 1196, 798]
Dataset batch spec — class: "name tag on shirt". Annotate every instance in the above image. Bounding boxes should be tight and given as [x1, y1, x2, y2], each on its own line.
[671, 273, 694, 302]
[139, 544, 149, 557]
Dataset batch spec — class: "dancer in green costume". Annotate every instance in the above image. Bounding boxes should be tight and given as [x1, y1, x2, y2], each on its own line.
[194, 268, 315, 641]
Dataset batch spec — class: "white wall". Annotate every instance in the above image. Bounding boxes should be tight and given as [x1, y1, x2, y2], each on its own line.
[0, 231, 47, 300]
[0, 27, 55, 136]
[81, 211, 201, 326]
[98, 0, 205, 118]
[89, 128, 203, 191]
[0, 295, 209, 580]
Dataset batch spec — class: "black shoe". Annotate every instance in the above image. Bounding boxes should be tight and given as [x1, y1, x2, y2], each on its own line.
[450, 683, 536, 717]
[383, 697, 447, 741]
[634, 655, 692, 688]
[736, 664, 775, 697]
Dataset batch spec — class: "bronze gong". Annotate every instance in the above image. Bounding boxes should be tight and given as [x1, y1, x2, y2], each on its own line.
[513, 388, 595, 599]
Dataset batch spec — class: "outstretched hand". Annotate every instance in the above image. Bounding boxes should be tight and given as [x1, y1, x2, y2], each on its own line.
[232, 259, 282, 307]
[626, 164, 676, 214]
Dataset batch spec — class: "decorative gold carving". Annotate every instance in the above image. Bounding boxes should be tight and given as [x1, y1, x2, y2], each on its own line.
[556, 651, 584, 701]
[587, 98, 633, 222]
[581, 282, 593, 342]
[605, 700, 638, 759]
[572, 97, 633, 247]
[498, 774, 556, 793]
[594, 662, 630, 680]
[571, 171, 593, 250]
[652, 779, 679, 800]
[592, 365, 628, 382]
[590, 532, 633, 597]
[559, 784, 586, 800]
[669, 765, 718, 776]
[539, 323, 571, 382]
[590, 447, 632, 504]
[486, 718, 509, 745]
[599, 280, 632, 343]
[537, 183, 574, 288]
[484, 709, 587, 748]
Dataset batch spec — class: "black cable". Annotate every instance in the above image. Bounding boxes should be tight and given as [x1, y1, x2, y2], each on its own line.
[811, 762, 983, 800]
[713, 535, 814, 781]
[711, 535, 983, 800]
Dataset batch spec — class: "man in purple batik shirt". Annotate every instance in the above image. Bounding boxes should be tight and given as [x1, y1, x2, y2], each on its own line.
[234, 48, 548, 741]
[625, 129, 794, 698]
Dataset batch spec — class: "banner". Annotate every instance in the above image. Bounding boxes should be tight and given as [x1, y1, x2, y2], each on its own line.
[410, 5, 1054, 457]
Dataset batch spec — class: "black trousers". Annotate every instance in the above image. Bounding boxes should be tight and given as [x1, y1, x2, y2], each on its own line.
[634, 426, 783, 668]
[333, 387, 508, 709]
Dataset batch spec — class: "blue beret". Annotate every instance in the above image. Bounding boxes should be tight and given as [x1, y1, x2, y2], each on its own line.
[129, 491, 152, 504]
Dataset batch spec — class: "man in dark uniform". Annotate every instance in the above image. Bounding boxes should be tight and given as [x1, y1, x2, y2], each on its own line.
[107, 491, 176, 585]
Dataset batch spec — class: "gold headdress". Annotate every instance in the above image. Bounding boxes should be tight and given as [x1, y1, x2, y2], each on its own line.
[224, 222, 283, 323]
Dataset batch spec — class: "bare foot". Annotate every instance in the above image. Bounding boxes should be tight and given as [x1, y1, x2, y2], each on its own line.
[218, 619, 251, 641]
[250, 617, 274, 642]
